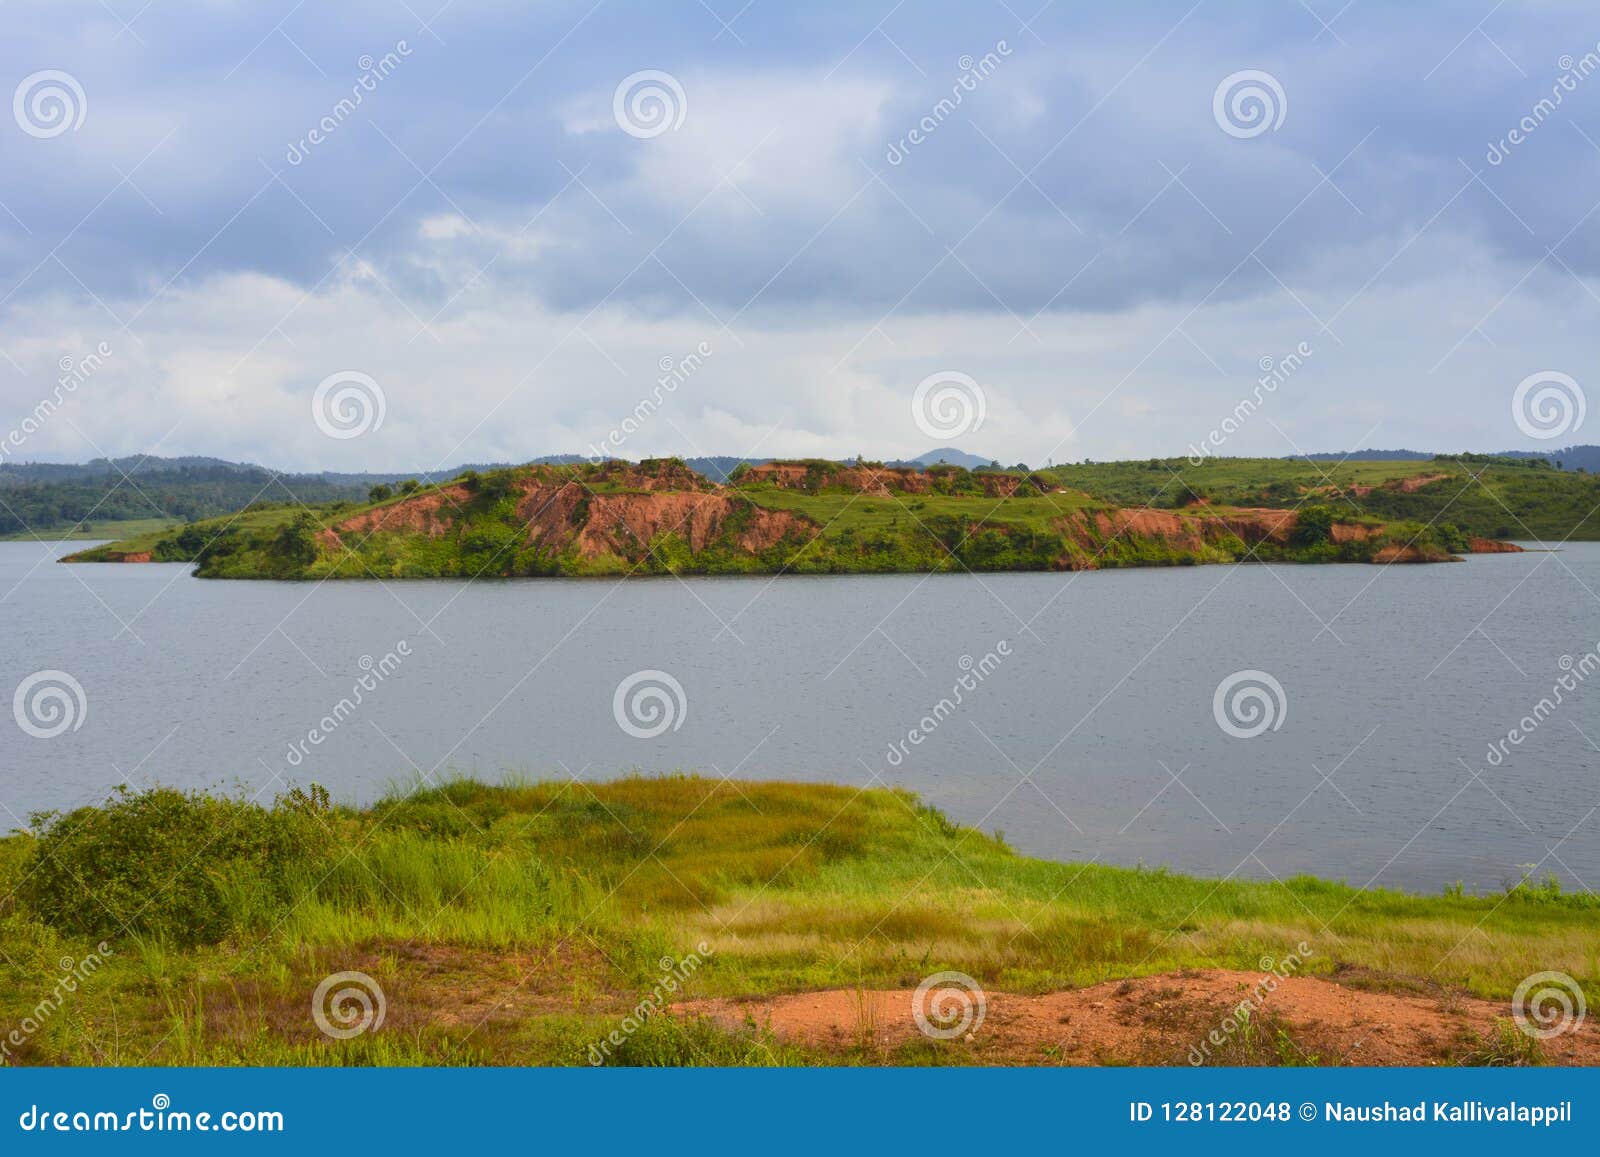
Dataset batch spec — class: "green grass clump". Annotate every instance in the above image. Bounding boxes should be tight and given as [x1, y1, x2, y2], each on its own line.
[21, 784, 336, 946]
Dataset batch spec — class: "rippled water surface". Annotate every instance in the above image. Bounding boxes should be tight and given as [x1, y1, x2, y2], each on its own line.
[3, 540, 1596, 893]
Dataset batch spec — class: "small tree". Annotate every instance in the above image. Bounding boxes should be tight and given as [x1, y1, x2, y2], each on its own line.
[368, 483, 393, 503]
[1292, 504, 1335, 546]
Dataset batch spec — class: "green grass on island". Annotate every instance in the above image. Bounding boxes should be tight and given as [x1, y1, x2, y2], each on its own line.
[61, 454, 1595, 579]
[2, 777, 1595, 1066]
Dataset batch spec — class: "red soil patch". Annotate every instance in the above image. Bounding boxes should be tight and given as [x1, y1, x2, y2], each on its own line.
[1372, 544, 1439, 564]
[320, 466, 809, 563]
[677, 970, 1600, 1067]
[1052, 507, 1306, 564]
[513, 482, 810, 558]
[331, 484, 472, 541]
[1394, 472, 1451, 493]
[1468, 537, 1524, 554]
[577, 492, 740, 555]
[1201, 507, 1299, 545]
[103, 550, 152, 562]
[1329, 522, 1379, 544]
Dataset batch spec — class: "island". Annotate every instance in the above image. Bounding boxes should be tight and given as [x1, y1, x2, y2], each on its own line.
[60, 454, 1560, 579]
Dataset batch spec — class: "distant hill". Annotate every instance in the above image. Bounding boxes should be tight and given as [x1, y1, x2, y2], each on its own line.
[899, 448, 994, 470]
[0, 461, 370, 538]
[1493, 445, 1600, 472]
[683, 456, 769, 483]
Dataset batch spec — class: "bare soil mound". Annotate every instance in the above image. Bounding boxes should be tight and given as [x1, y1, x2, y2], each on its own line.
[677, 969, 1600, 1066]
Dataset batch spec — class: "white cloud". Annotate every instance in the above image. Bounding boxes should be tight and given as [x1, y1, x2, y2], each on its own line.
[2, 226, 1594, 472]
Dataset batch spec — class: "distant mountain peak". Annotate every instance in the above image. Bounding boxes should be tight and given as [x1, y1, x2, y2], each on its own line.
[906, 448, 993, 470]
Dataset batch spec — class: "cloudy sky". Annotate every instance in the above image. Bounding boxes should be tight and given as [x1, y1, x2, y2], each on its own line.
[1, 0, 1596, 471]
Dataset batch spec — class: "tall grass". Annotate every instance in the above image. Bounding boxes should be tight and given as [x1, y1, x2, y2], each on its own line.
[2, 774, 1596, 1065]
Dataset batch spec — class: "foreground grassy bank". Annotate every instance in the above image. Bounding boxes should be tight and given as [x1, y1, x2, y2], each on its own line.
[2, 777, 1595, 1066]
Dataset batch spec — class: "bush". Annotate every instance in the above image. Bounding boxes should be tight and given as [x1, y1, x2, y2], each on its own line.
[21, 786, 335, 946]
[1292, 504, 1335, 546]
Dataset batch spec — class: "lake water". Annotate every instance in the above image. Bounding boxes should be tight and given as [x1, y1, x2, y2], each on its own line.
[2, 540, 1596, 894]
